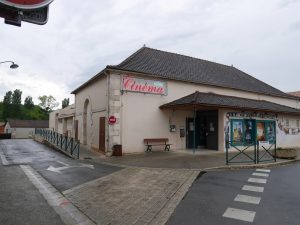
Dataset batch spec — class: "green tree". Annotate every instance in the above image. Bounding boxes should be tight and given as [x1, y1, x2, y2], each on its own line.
[2, 91, 12, 120]
[62, 98, 69, 108]
[11, 89, 22, 118]
[24, 96, 34, 108]
[3, 91, 12, 104]
[12, 89, 22, 105]
[38, 95, 59, 112]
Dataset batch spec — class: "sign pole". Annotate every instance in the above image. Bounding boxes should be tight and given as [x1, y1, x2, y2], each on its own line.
[193, 106, 196, 155]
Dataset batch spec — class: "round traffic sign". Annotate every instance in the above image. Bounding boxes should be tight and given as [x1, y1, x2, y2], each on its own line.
[108, 116, 117, 125]
[0, 0, 53, 9]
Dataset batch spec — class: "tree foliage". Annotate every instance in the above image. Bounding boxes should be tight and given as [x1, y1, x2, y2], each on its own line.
[12, 89, 22, 105]
[0, 89, 50, 121]
[24, 96, 34, 108]
[3, 91, 12, 104]
[38, 95, 59, 112]
[62, 98, 69, 109]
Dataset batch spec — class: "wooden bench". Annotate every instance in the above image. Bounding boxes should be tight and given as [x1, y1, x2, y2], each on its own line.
[144, 138, 171, 152]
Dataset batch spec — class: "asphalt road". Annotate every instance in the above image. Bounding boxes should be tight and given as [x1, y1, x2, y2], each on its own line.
[0, 165, 65, 225]
[0, 139, 121, 225]
[0, 139, 121, 191]
[167, 163, 300, 225]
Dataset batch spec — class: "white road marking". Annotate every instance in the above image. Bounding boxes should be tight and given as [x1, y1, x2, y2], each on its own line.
[234, 194, 261, 205]
[223, 207, 256, 222]
[256, 169, 271, 173]
[57, 160, 70, 167]
[248, 177, 267, 184]
[242, 185, 264, 193]
[0, 149, 9, 165]
[46, 162, 95, 173]
[252, 172, 269, 177]
[20, 165, 94, 225]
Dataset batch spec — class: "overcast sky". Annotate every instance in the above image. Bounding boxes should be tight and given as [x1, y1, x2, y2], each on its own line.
[0, 0, 300, 107]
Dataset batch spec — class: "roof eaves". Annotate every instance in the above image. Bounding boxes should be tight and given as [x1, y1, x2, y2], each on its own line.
[107, 67, 298, 101]
[160, 92, 300, 115]
[71, 68, 108, 94]
[108, 46, 147, 68]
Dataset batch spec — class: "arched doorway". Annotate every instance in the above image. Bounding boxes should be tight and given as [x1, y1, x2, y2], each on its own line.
[83, 99, 89, 145]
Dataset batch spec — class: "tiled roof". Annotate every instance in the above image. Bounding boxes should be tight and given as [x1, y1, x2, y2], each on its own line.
[7, 119, 49, 128]
[160, 92, 300, 115]
[287, 91, 300, 98]
[108, 47, 294, 99]
[57, 104, 75, 119]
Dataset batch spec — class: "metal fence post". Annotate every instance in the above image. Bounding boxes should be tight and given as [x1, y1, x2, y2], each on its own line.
[65, 136, 67, 151]
[256, 141, 259, 164]
[225, 140, 229, 165]
[274, 140, 277, 162]
[70, 138, 73, 155]
[60, 134, 63, 149]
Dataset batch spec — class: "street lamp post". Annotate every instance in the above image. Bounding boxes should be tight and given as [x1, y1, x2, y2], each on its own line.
[0, 61, 19, 69]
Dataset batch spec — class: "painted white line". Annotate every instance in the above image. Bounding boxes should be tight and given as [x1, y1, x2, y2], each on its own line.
[223, 207, 256, 222]
[256, 169, 271, 173]
[242, 185, 264, 193]
[248, 177, 267, 184]
[0, 148, 9, 165]
[234, 194, 261, 205]
[252, 172, 269, 177]
[20, 165, 95, 225]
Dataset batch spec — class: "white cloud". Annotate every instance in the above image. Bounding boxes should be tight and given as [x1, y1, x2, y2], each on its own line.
[0, 0, 300, 106]
[0, 69, 73, 107]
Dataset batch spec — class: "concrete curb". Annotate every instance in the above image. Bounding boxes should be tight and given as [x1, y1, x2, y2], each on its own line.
[204, 158, 300, 171]
[148, 171, 200, 225]
[20, 165, 96, 225]
[83, 157, 300, 173]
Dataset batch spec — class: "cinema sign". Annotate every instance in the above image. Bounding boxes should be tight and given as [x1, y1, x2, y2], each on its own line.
[122, 75, 167, 95]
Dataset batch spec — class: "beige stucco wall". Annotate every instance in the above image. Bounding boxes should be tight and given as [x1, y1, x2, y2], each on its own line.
[74, 71, 300, 154]
[276, 114, 300, 148]
[10, 128, 35, 139]
[49, 111, 56, 130]
[118, 72, 300, 153]
[74, 75, 108, 150]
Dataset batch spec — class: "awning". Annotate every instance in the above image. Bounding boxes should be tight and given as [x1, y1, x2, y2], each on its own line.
[160, 91, 300, 115]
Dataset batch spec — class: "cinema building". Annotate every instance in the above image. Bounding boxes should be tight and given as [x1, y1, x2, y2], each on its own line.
[71, 47, 300, 154]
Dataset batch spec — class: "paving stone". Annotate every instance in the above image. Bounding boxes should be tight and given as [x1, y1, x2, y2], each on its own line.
[64, 167, 197, 225]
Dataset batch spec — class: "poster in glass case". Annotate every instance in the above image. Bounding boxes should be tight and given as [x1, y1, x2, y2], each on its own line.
[232, 120, 243, 142]
[267, 122, 275, 143]
[257, 122, 266, 141]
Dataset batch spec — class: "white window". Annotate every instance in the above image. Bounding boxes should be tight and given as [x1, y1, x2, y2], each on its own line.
[297, 120, 300, 128]
[286, 119, 290, 127]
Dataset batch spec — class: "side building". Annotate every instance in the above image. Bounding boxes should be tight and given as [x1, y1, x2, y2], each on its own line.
[5, 119, 49, 139]
[49, 104, 75, 138]
[72, 47, 300, 154]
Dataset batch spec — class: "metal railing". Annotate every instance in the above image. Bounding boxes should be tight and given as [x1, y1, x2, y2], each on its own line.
[226, 140, 257, 164]
[35, 128, 80, 159]
[226, 139, 276, 165]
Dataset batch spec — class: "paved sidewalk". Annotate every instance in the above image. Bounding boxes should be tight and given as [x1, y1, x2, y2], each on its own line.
[78, 146, 300, 170]
[63, 167, 199, 225]
[60, 146, 300, 225]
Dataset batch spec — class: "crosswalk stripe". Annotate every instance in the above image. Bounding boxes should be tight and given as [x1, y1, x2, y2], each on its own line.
[256, 169, 271, 173]
[252, 172, 269, 177]
[242, 185, 264, 193]
[234, 194, 261, 204]
[223, 207, 256, 222]
[248, 177, 267, 184]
